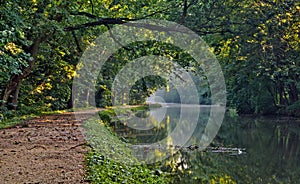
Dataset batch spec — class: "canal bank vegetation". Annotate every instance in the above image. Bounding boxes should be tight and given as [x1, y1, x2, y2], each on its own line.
[91, 107, 300, 183]
[83, 115, 171, 183]
[84, 108, 238, 183]
[0, 0, 299, 183]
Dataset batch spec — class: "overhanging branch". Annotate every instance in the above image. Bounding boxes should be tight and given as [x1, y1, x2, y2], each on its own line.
[65, 18, 191, 34]
[70, 12, 99, 19]
[64, 18, 130, 31]
[65, 6, 174, 32]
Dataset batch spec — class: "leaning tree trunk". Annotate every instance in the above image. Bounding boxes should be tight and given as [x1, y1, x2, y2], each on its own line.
[0, 35, 49, 110]
[0, 75, 22, 110]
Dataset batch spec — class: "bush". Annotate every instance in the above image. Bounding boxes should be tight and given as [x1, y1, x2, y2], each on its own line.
[85, 152, 170, 184]
[278, 100, 300, 117]
[98, 109, 116, 127]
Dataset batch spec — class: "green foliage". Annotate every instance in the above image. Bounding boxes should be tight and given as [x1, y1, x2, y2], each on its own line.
[227, 108, 238, 118]
[211, 0, 300, 115]
[94, 41, 200, 107]
[0, 100, 50, 125]
[0, 3, 32, 96]
[129, 105, 150, 112]
[86, 151, 170, 184]
[286, 101, 300, 116]
[2, 1, 299, 183]
[154, 74, 211, 104]
[278, 100, 300, 116]
[0, 0, 77, 111]
[0, 114, 32, 130]
[0, 108, 67, 129]
[1, 0, 299, 118]
[98, 106, 150, 128]
[87, 108, 239, 184]
[84, 116, 171, 183]
[98, 109, 116, 127]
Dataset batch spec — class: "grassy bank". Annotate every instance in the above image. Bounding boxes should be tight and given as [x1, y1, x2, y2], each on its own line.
[83, 115, 171, 183]
[84, 106, 238, 183]
[0, 109, 71, 129]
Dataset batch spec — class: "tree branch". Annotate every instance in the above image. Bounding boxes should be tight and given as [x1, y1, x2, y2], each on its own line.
[64, 18, 129, 31]
[179, 0, 188, 24]
[65, 18, 191, 34]
[105, 24, 131, 50]
[66, 6, 174, 32]
[90, 0, 94, 14]
[71, 31, 83, 52]
[70, 12, 99, 19]
[178, 0, 198, 25]
[140, 7, 171, 19]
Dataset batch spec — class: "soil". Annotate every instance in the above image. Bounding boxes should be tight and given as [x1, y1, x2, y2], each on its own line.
[0, 109, 100, 184]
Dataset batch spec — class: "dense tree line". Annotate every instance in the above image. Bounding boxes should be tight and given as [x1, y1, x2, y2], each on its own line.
[0, 0, 299, 118]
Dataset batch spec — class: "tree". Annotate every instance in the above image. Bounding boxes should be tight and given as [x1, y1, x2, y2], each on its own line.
[1, 0, 299, 116]
[218, 0, 300, 114]
[0, 0, 183, 111]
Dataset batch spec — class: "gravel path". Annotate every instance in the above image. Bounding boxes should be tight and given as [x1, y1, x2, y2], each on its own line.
[0, 110, 99, 184]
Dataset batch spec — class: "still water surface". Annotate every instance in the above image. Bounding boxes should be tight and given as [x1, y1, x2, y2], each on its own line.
[114, 104, 300, 183]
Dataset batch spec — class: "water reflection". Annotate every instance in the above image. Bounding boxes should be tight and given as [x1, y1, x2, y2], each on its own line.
[216, 117, 300, 183]
[116, 104, 205, 163]
[114, 105, 300, 183]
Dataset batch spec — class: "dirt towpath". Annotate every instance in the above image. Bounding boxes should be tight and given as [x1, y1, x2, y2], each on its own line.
[0, 109, 99, 184]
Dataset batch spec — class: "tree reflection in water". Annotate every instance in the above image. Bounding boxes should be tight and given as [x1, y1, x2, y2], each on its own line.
[112, 105, 300, 183]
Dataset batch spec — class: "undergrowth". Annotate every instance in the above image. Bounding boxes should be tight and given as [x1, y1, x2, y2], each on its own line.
[85, 107, 238, 184]
[0, 107, 71, 129]
[83, 115, 171, 183]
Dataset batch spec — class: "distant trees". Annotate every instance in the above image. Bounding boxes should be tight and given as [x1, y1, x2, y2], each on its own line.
[217, 1, 300, 114]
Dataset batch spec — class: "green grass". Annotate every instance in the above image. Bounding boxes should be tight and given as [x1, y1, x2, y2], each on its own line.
[83, 116, 171, 183]
[83, 116, 138, 164]
[0, 109, 70, 129]
[0, 114, 35, 129]
[85, 151, 170, 184]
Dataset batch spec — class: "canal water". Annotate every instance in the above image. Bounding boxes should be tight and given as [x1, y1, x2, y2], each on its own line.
[113, 104, 300, 183]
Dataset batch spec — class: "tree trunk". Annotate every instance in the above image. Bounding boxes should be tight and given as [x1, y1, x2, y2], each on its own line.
[0, 34, 50, 109]
[1, 75, 22, 109]
[11, 81, 21, 110]
[67, 87, 74, 109]
[288, 83, 299, 104]
[278, 85, 287, 106]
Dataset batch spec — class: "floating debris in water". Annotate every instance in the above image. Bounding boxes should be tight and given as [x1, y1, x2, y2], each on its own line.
[130, 144, 246, 155]
[205, 147, 246, 155]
